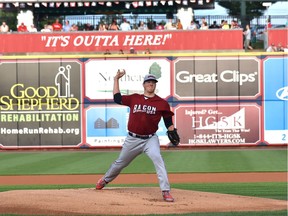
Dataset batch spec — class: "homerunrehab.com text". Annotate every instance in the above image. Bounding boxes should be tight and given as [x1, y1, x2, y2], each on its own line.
[1, 127, 80, 135]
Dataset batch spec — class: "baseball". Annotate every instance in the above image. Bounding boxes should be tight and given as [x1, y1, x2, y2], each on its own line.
[118, 69, 126, 77]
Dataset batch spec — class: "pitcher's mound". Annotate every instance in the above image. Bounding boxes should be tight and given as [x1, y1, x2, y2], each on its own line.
[0, 187, 286, 215]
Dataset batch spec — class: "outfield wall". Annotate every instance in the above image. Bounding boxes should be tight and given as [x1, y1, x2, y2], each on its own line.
[0, 53, 287, 149]
[0, 30, 243, 53]
[0, 28, 286, 54]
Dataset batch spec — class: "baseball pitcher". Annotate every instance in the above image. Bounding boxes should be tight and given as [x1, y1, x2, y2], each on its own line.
[96, 70, 180, 202]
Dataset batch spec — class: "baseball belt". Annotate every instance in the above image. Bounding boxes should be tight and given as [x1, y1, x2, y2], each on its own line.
[128, 132, 154, 140]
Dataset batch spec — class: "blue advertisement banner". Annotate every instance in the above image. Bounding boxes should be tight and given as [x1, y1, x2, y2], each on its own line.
[85, 105, 169, 147]
[263, 57, 288, 144]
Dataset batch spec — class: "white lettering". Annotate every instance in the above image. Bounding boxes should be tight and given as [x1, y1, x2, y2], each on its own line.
[176, 71, 218, 83]
[176, 70, 257, 85]
[220, 70, 257, 85]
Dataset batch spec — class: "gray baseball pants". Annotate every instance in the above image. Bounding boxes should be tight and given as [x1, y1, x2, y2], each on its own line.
[103, 134, 171, 191]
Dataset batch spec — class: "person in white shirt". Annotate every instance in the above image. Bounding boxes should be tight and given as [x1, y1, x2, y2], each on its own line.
[266, 43, 277, 52]
[283, 44, 288, 52]
[187, 20, 198, 30]
[243, 24, 253, 51]
[138, 21, 147, 30]
[0, 21, 9, 32]
[200, 22, 209, 30]
[63, 20, 71, 32]
[29, 24, 37, 32]
[164, 19, 175, 30]
[41, 24, 52, 33]
[119, 18, 131, 31]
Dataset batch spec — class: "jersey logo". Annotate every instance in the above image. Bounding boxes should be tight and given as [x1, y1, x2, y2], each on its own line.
[133, 104, 156, 114]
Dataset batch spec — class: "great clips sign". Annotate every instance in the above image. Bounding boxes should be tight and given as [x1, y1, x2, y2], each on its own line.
[173, 57, 260, 100]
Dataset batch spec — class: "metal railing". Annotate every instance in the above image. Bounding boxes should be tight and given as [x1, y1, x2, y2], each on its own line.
[62, 14, 288, 30]
[1, 14, 287, 32]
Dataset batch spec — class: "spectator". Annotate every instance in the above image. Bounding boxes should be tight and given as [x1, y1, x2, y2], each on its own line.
[164, 19, 174, 30]
[28, 24, 37, 32]
[176, 19, 183, 30]
[104, 49, 111, 55]
[209, 21, 219, 29]
[118, 49, 124, 54]
[156, 22, 164, 30]
[98, 23, 107, 31]
[266, 43, 277, 52]
[200, 22, 209, 30]
[119, 18, 131, 31]
[138, 21, 147, 30]
[17, 22, 28, 32]
[84, 23, 94, 31]
[147, 20, 156, 30]
[195, 20, 201, 29]
[201, 17, 206, 26]
[129, 47, 137, 54]
[63, 20, 71, 32]
[219, 20, 225, 28]
[266, 18, 272, 30]
[221, 20, 230, 29]
[276, 43, 284, 52]
[144, 48, 151, 54]
[187, 20, 198, 30]
[108, 19, 119, 31]
[157, 24, 164, 30]
[243, 24, 253, 51]
[41, 24, 52, 33]
[231, 20, 240, 29]
[47, 22, 53, 32]
[70, 24, 78, 31]
[284, 44, 288, 52]
[0, 21, 9, 32]
[52, 18, 62, 31]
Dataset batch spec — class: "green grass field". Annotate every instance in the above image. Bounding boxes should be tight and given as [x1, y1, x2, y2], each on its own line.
[0, 149, 286, 175]
[0, 148, 287, 216]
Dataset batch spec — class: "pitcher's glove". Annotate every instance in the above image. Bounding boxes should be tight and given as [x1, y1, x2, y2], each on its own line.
[167, 129, 180, 146]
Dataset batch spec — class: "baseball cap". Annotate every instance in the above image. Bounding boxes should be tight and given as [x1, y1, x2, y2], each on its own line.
[143, 74, 158, 83]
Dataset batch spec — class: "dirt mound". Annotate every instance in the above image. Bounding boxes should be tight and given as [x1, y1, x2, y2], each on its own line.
[0, 187, 286, 215]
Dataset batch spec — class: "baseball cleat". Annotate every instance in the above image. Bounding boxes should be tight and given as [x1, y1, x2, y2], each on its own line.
[96, 178, 107, 190]
[162, 191, 174, 202]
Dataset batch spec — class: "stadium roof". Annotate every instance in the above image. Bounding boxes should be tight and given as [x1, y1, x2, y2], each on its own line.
[1, 0, 215, 15]
[0, 0, 279, 16]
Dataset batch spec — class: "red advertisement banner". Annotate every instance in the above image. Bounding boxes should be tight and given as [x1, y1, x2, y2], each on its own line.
[0, 30, 243, 54]
[175, 104, 261, 146]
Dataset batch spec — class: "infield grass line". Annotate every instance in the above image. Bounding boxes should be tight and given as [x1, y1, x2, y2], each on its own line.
[0, 149, 286, 175]
[0, 182, 286, 200]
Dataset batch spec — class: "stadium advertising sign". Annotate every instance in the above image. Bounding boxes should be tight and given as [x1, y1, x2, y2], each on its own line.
[85, 105, 169, 147]
[85, 59, 171, 100]
[263, 57, 288, 144]
[0, 61, 82, 148]
[0, 30, 242, 53]
[175, 104, 261, 146]
[173, 57, 260, 100]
